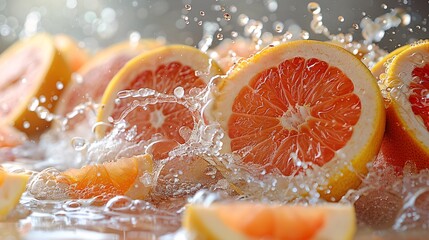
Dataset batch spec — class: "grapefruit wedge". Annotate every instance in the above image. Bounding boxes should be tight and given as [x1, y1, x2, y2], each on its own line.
[183, 203, 356, 240]
[96, 45, 223, 144]
[0, 168, 30, 220]
[57, 154, 153, 200]
[212, 40, 385, 201]
[0, 33, 71, 136]
[380, 40, 429, 170]
[55, 39, 164, 129]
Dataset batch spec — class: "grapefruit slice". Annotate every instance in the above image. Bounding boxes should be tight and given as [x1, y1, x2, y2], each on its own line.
[212, 40, 385, 200]
[379, 40, 429, 170]
[57, 154, 153, 200]
[54, 34, 90, 72]
[183, 203, 356, 240]
[0, 168, 30, 220]
[0, 126, 26, 148]
[55, 39, 164, 129]
[96, 45, 223, 144]
[0, 33, 72, 136]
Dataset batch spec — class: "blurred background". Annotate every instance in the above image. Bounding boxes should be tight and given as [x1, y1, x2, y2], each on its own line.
[0, 0, 427, 52]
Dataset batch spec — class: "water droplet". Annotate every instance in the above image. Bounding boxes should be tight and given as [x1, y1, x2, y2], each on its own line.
[71, 137, 88, 151]
[307, 2, 321, 15]
[200, 11, 205, 16]
[23, 121, 30, 129]
[184, 4, 192, 11]
[216, 33, 224, 40]
[231, 31, 238, 38]
[129, 31, 141, 44]
[338, 16, 345, 22]
[223, 13, 231, 21]
[300, 30, 310, 40]
[274, 21, 284, 33]
[56, 81, 64, 90]
[238, 14, 249, 26]
[174, 86, 184, 98]
[352, 23, 359, 30]
[381, 3, 388, 9]
[28, 98, 39, 111]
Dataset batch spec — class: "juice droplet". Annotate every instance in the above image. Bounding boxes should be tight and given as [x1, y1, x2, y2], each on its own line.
[307, 2, 321, 14]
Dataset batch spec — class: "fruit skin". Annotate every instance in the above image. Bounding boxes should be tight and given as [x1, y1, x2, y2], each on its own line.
[0, 33, 71, 137]
[213, 40, 386, 201]
[379, 41, 429, 170]
[0, 169, 30, 220]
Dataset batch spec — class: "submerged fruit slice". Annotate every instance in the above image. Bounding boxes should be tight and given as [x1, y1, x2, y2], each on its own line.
[0, 168, 30, 220]
[0, 33, 71, 136]
[55, 39, 164, 129]
[380, 40, 429, 170]
[213, 40, 385, 200]
[96, 45, 223, 144]
[54, 34, 90, 72]
[183, 203, 356, 240]
[58, 154, 153, 200]
[0, 126, 26, 148]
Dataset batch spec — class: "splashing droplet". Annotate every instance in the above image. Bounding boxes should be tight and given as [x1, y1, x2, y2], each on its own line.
[184, 4, 192, 11]
[307, 2, 321, 14]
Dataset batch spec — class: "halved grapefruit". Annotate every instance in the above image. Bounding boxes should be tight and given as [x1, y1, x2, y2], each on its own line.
[96, 45, 223, 144]
[212, 40, 385, 201]
[55, 39, 164, 129]
[379, 40, 429, 170]
[183, 202, 356, 240]
[0, 33, 71, 136]
[57, 154, 153, 200]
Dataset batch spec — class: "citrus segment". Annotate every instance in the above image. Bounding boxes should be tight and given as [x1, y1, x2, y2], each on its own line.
[0, 168, 30, 220]
[183, 203, 356, 240]
[55, 40, 164, 129]
[0, 33, 71, 136]
[213, 40, 385, 200]
[380, 40, 429, 170]
[58, 154, 153, 200]
[96, 45, 223, 144]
